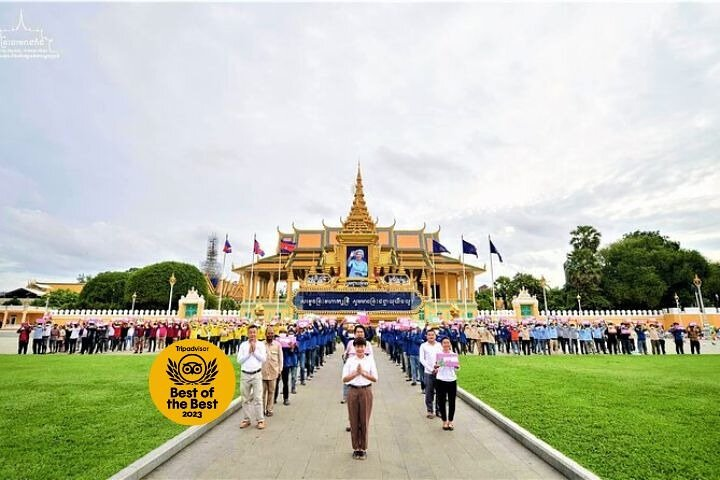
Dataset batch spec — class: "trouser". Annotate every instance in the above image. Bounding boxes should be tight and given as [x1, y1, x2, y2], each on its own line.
[621, 338, 631, 354]
[637, 339, 648, 354]
[607, 338, 618, 354]
[521, 340, 532, 355]
[581, 340, 593, 354]
[120, 337, 127, 351]
[690, 340, 700, 354]
[263, 378, 277, 413]
[451, 341, 459, 354]
[210, 336, 220, 346]
[424, 372, 439, 414]
[511, 340, 520, 354]
[569, 339, 579, 354]
[675, 340, 684, 354]
[147, 337, 156, 352]
[42, 337, 49, 354]
[299, 352, 307, 383]
[347, 386, 373, 451]
[167, 337, 174, 346]
[401, 352, 406, 372]
[80, 338, 90, 354]
[409, 355, 422, 383]
[68, 338, 77, 353]
[651, 339, 660, 355]
[290, 365, 297, 391]
[240, 372, 264, 423]
[18, 340, 28, 354]
[157, 337, 166, 350]
[32, 338, 42, 354]
[594, 338, 607, 354]
[486, 343, 496, 355]
[435, 379, 457, 422]
[659, 339, 666, 354]
[559, 337, 568, 353]
[134, 337, 145, 353]
[549, 338, 558, 353]
[49, 338, 57, 353]
[279, 367, 291, 402]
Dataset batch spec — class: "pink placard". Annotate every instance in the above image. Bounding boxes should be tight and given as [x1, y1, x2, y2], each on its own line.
[297, 320, 310, 328]
[436, 352, 459, 368]
[278, 335, 296, 348]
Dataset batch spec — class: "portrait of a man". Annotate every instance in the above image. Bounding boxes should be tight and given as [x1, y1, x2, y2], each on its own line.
[347, 248, 368, 278]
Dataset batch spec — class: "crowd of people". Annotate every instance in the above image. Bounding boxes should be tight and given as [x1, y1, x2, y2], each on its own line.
[378, 318, 718, 360]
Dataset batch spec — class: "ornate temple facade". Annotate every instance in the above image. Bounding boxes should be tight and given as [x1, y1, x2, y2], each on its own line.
[232, 167, 485, 319]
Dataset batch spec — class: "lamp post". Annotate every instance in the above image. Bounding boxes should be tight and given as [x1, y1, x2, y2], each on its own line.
[576, 294, 582, 320]
[693, 274, 708, 328]
[168, 272, 176, 315]
[131, 292, 137, 315]
[541, 276, 549, 318]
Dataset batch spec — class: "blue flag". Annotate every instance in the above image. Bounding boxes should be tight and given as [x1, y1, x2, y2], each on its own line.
[489, 239, 503, 263]
[462, 239, 478, 257]
[432, 239, 450, 254]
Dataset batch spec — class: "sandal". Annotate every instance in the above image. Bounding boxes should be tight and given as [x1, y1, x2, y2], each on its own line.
[448, 423, 454, 431]
[256, 421, 266, 430]
[239, 419, 251, 429]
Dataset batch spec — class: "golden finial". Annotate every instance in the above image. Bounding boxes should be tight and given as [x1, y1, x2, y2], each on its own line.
[341, 165, 376, 234]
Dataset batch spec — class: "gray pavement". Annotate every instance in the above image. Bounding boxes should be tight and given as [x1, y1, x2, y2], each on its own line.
[145, 349, 564, 480]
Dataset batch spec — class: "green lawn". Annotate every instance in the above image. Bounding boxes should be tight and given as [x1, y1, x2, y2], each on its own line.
[0, 355, 241, 480]
[458, 355, 720, 480]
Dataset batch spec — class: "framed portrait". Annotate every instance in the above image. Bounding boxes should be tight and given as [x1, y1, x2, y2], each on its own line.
[346, 246, 369, 278]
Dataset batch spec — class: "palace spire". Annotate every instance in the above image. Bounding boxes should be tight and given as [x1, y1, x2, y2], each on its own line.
[341, 165, 377, 234]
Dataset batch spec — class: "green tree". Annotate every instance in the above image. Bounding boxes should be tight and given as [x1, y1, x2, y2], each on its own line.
[475, 286, 493, 311]
[31, 289, 80, 310]
[124, 261, 208, 311]
[564, 225, 608, 309]
[600, 231, 709, 309]
[4, 297, 22, 306]
[78, 271, 131, 309]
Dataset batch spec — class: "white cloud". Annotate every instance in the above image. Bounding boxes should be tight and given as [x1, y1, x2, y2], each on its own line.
[1, 3, 719, 294]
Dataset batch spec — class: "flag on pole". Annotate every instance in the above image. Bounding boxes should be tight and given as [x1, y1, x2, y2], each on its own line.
[223, 235, 232, 254]
[489, 238, 503, 263]
[462, 239, 478, 257]
[432, 239, 450, 254]
[254, 239, 265, 257]
[279, 238, 296, 254]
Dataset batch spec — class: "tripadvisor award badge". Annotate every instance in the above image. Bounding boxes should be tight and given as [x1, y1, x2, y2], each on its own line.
[149, 339, 235, 425]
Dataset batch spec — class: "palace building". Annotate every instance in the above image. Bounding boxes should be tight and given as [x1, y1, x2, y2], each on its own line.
[233, 167, 485, 320]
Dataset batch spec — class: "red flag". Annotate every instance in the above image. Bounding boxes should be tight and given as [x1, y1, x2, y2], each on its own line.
[254, 239, 265, 257]
[279, 238, 296, 254]
[223, 235, 232, 254]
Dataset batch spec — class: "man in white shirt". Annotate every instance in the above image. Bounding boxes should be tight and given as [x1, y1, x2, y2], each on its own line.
[419, 329, 443, 419]
[237, 324, 268, 429]
[342, 337, 378, 460]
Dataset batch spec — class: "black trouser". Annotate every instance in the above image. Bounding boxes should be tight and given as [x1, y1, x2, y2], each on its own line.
[32, 338, 42, 354]
[675, 339, 684, 354]
[559, 337, 567, 353]
[690, 340, 700, 354]
[435, 379, 457, 422]
[659, 339, 666, 354]
[279, 367, 291, 402]
[594, 338, 606, 354]
[18, 340, 28, 354]
[620, 338, 631, 354]
[569, 339, 579, 354]
[147, 337, 156, 352]
[521, 340, 532, 355]
[42, 337, 49, 354]
[68, 338, 77, 354]
[607, 338, 618, 354]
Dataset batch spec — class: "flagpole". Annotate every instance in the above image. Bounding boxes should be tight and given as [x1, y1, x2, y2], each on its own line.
[276, 250, 282, 319]
[461, 235, 468, 319]
[218, 246, 227, 316]
[248, 234, 256, 318]
[432, 252, 438, 316]
[489, 235, 496, 312]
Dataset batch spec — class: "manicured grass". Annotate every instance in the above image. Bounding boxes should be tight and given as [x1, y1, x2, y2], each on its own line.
[458, 355, 720, 480]
[0, 355, 241, 480]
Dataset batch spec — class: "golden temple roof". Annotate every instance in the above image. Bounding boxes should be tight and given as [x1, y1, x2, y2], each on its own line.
[340, 165, 377, 235]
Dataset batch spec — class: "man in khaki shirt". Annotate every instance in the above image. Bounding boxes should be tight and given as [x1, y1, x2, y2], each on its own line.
[262, 325, 284, 417]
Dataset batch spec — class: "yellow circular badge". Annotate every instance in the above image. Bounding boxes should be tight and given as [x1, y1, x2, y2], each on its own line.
[149, 339, 235, 425]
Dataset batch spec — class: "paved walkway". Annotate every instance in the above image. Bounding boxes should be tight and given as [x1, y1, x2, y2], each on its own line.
[146, 348, 564, 480]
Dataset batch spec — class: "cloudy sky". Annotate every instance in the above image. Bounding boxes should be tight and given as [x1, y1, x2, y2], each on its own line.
[1, 3, 719, 293]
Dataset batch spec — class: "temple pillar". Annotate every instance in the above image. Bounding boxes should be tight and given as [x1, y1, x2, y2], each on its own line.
[444, 273, 450, 302]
